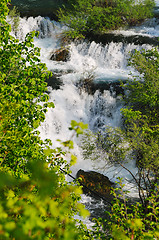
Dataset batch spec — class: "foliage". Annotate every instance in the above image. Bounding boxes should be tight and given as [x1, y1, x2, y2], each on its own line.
[1, 0, 159, 239]
[81, 47, 159, 238]
[0, 1, 93, 239]
[8, 6, 20, 33]
[124, 48, 159, 126]
[121, 48, 159, 192]
[92, 178, 159, 240]
[81, 47, 159, 203]
[58, 0, 155, 39]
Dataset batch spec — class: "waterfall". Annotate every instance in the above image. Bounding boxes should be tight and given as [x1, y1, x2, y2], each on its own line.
[8, 15, 159, 220]
[9, 16, 157, 180]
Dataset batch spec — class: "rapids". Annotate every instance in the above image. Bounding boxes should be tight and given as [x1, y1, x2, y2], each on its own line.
[9, 7, 159, 223]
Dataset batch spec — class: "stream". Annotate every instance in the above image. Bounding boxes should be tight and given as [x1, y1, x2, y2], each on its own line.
[9, 0, 159, 226]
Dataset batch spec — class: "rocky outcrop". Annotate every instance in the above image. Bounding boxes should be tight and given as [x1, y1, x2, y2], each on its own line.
[76, 169, 114, 199]
[154, 7, 159, 18]
[77, 79, 126, 96]
[46, 73, 63, 90]
[85, 31, 159, 46]
[50, 47, 70, 62]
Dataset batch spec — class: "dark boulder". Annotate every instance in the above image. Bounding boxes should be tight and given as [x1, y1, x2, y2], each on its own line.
[77, 79, 126, 96]
[45, 74, 63, 90]
[50, 47, 70, 62]
[76, 169, 114, 199]
[85, 31, 159, 47]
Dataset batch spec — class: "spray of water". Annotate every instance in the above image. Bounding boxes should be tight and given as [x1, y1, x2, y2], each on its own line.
[8, 16, 158, 219]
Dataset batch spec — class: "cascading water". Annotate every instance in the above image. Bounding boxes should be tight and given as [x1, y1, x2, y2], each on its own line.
[9, 13, 159, 223]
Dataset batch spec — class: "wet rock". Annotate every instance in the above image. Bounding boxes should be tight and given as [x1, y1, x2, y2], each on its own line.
[153, 7, 159, 18]
[91, 80, 125, 96]
[45, 74, 63, 90]
[77, 79, 126, 96]
[76, 169, 114, 199]
[85, 31, 159, 46]
[50, 47, 70, 62]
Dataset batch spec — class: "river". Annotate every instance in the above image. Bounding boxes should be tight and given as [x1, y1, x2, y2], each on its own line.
[9, 0, 159, 225]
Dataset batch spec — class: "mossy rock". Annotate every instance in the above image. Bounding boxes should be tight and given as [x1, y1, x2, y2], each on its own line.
[76, 169, 114, 199]
[50, 47, 70, 62]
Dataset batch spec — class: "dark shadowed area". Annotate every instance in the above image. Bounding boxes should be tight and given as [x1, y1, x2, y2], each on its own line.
[11, 0, 68, 19]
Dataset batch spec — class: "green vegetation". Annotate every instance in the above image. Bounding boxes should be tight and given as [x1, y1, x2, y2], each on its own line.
[1, 0, 159, 239]
[92, 178, 159, 240]
[8, 6, 20, 33]
[81, 47, 159, 239]
[58, 0, 155, 39]
[82, 46, 159, 201]
[0, 1, 91, 239]
[122, 48, 159, 179]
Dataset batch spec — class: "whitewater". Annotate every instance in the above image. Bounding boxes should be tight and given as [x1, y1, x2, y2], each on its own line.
[9, 4, 159, 223]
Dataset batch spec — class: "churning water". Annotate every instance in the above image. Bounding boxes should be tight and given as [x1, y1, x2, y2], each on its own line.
[9, 9, 159, 224]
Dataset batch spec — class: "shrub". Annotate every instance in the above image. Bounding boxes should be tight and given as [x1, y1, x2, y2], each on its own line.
[58, 0, 155, 39]
[0, 1, 91, 239]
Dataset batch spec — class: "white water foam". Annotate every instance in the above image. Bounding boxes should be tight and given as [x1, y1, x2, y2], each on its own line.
[9, 16, 157, 209]
[30, 19, 142, 190]
[113, 17, 159, 38]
